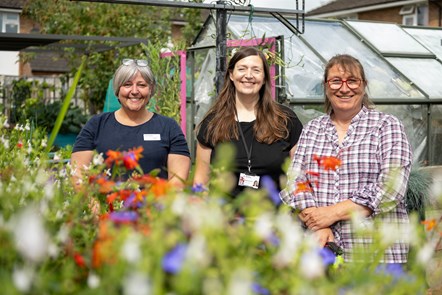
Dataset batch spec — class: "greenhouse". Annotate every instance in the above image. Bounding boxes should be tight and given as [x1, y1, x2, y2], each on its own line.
[187, 14, 442, 166]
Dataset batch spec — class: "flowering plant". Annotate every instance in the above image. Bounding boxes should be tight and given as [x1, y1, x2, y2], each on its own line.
[0, 115, 441, 294]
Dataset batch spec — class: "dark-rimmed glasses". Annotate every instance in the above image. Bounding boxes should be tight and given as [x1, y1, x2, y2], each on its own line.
[327, 78, 362, 90]
[122, 58, 148, 67]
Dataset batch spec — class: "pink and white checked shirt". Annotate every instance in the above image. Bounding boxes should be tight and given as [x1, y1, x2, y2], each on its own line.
[280, 106, 412, 263]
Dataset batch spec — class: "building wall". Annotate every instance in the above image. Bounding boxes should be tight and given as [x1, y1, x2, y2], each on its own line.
[429, 3, 442, 27]
[358, 7, 402, 24]
[358, 3, 441, 27]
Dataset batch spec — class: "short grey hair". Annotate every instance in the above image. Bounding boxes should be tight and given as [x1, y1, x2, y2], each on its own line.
[113, 61, 156, 97]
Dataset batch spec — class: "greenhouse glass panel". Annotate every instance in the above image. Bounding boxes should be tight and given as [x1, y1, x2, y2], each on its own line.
[386, 58, 442, 98]
[376, 105, 427, 165]
[347, 21, 432, 55]
[430, 105, 442, 165]
[299, 20, 424, 99]
[404, 27, 442, 61]
[228, 15, 325, 99]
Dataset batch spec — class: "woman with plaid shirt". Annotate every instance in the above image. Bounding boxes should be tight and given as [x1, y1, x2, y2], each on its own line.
[280, 54, 412, 265]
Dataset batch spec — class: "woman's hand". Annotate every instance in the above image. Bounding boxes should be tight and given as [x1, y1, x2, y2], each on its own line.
[313, 227, 334, 247]
[300, 207, 337, 231]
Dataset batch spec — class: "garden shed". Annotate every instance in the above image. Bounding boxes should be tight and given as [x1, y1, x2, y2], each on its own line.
[187, 14, 442, 167]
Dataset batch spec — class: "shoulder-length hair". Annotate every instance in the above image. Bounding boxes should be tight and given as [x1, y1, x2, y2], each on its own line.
[323, 54, 374, 114]
[113, 60, 156, 98]
[198, 47, 292, 146]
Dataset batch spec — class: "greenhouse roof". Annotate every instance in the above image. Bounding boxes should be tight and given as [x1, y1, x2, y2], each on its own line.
[192, 14, 442, 101]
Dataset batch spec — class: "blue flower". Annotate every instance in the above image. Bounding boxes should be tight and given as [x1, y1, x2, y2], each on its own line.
[109, 211, 138, 223]
[191, 183, 207, 193]
[123, 193, 144, 208]
[252, 282, 270, 295]
[319, 247, 336, 266]
[260, 176, 281, 206]
[162, 244, 187, 274]
[375, 263, 406, 279]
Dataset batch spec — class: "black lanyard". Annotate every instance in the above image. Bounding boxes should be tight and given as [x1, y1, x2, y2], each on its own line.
[236, 113, 253, 173]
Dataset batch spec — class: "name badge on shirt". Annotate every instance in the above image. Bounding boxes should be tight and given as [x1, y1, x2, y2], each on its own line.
[238, 172, 260, 189]
[143, 134, 161, 141]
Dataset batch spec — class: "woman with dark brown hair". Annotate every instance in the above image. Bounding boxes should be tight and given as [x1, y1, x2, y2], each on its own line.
[194, 47, 303, 197]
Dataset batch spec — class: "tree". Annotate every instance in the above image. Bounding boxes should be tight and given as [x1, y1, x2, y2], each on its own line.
[23, 0, 202, 114]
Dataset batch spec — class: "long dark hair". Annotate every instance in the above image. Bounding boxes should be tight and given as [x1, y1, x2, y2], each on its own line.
[323, 54, 374, 114]
[198, 47, 291, 146]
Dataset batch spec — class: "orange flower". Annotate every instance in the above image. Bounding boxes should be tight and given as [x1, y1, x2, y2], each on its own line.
[105, 150, 122, 167]
[313, 155, 342, 171]
[294, 181, 313, 194]
[150, 178, 170, 197]
[421, 219, 437, 231]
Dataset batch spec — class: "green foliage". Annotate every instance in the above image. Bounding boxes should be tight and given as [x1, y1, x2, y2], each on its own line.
[0, 114, 438, 294]
[143, 42, 182, 123]
[23, 100, 88, 134]
[406, 166, 432, 221]
[23, 0, 202, 114]
[10, 79, 32, 124]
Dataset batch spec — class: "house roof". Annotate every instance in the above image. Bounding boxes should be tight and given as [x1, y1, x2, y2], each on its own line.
[307, 0, 422, 16]
[0, 0, 25, 9]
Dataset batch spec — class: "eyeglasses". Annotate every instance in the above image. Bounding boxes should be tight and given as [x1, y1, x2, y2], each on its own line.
[327, 78, 362, 90]
[122, 58, 148, 67]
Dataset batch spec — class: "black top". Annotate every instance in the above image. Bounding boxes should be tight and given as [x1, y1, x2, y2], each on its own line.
[197, 104, 303, 196]
[73, 112, 190, 179]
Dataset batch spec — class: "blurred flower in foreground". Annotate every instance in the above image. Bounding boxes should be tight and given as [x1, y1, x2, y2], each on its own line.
[11, 206, 50, 263]
[252, 282, 270, 295]
[319, 247, 336, 266]
[123, 272, 151, 295]
[13, 265, 34, 292]
[162, 243, 187, 274]
[313, 154, 342, 171]
[261, 175, 281, 206]
[300, 249, 325, 279]
[228, 268, 252, 295]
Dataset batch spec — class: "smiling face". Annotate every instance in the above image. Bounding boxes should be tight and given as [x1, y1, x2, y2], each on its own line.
[229, 55, 265, 99]
[325, 64, 366, 118]
[118, 71, 151, 113]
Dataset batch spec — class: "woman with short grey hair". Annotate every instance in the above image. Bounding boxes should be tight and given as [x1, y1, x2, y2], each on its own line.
[71, 58, 190, 187]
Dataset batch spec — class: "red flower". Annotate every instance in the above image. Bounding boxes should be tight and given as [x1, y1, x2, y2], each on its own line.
[313, 155, 342, 171]
[16, 140, 23, 149]
[122, 147, 143, 170]
[73, 252, 86, 268]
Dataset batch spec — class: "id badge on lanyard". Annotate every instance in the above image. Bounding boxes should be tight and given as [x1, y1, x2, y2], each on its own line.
[236, 115, 260, 189]
[238, 172, 260, 189]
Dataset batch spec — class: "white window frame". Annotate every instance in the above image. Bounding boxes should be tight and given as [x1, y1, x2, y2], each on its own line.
[0, 10, 20, 33]
[403, 14, 417, 26]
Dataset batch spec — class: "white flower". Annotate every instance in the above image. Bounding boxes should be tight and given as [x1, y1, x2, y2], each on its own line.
[13, 265, 35, 292]
[93, 153, 104, 166]
[254, 212, 273, 240]
[273, 212, 302, 267]
[300, 249, 325, 279]
[227, 268, 252, 295]
[121, 233, 142, 264]
[88, 272, 101, 289]
[123, 272, 151, 295]
[12, 206, 50, 263]
[56, 224, 70, 243]
[416, 239, 437, 265]
[187, 234, 210, 267]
